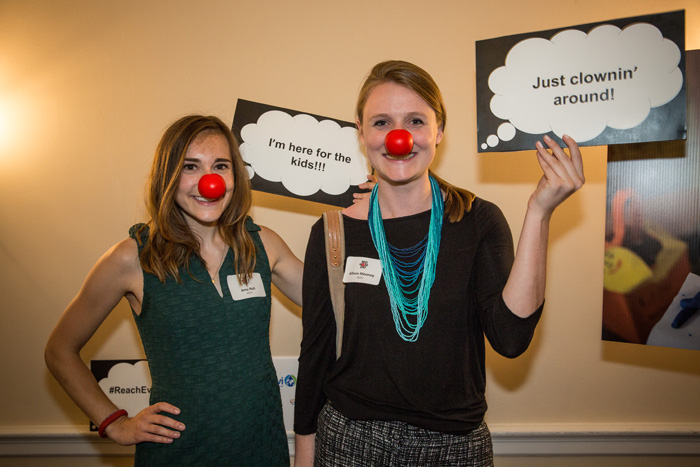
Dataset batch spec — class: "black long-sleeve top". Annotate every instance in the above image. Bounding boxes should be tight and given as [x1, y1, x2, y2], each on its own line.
[294, 197, 542, 435]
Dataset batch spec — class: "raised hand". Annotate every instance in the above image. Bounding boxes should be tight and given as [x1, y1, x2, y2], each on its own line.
[529, 134, 585, 217]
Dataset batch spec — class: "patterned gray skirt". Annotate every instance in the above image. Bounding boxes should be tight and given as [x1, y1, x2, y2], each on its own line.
[314, 402, 494, 466]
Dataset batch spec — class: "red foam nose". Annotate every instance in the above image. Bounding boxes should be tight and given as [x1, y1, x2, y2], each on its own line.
[198, 174, 226, 199]
[385, 129, 414, 156]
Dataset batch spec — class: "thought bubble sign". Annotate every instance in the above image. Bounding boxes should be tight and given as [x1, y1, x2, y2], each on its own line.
[233, 100, 370, 206]
[476, 10, 686, 152]
[90, 360, 151, 431]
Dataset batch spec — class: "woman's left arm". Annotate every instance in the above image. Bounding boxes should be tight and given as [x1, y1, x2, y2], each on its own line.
[258, 226, 303, 307]
[502, 134, 585, 318]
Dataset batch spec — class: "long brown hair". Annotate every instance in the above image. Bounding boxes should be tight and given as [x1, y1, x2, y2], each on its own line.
[356, 60, 475, 222]
[136, 115, 256, 284]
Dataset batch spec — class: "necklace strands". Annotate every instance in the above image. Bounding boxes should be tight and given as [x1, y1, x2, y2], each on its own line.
[368, 175, 444, 342]
[209, 243, 228, 285]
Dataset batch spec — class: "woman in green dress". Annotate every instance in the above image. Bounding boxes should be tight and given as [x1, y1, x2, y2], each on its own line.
[45, 115, 303, 466]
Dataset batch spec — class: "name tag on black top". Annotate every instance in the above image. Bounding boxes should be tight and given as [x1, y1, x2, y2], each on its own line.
[343, 256, 382, 285]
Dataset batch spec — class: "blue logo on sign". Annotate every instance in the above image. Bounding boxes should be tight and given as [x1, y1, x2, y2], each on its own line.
[278, 374, 297, 387]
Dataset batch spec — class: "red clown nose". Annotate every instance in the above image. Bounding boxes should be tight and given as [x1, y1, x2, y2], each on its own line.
[198, 174, 226, 199]
[384, 129, 414, 157]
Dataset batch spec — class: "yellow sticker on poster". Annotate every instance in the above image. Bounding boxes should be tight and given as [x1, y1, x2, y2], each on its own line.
[603, 246, 653, 294]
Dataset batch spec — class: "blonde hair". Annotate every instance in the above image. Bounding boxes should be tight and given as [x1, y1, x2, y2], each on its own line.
[136, 115, 256, 283]
[356, 61, 474, 222]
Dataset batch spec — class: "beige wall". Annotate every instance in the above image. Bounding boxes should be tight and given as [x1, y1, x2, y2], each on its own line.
[1, 0, 699, 439]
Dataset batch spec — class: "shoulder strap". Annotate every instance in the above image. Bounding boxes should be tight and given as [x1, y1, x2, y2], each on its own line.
[323, 210, 345, 359]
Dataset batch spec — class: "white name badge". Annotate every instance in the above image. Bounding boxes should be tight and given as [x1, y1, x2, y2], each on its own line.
[343, 256, 382, 285]
[228, 273, 267, 300]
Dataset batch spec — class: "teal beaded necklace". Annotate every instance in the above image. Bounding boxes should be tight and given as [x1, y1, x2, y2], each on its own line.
[368, 175, 444, 342]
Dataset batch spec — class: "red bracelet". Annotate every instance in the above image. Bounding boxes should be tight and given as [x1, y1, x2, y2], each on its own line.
[98, 409, 128, 438]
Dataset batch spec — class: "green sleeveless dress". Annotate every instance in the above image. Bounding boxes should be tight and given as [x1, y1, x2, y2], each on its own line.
[129, 218, 288, 466]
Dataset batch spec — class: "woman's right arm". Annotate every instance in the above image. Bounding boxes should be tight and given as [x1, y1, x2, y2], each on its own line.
[45, 238, 184, 445]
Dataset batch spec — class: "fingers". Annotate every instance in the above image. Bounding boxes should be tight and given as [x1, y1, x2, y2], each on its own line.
[150, 401, 181, 416]
[120, 403, 186, 445]
[562, 134, 585, 182]
[353, 174, 378, 203]
[536, 134, 585, 190]
[529, 134, 586, 216]
[150, 412, 186, 433]
[144, 402, 185, 436]
[140, 413, 185, 443]
[356, 174, 378, 191]
[352, 192, 369, 203]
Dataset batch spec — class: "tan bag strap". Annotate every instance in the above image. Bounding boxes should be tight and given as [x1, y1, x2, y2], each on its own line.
[323, 210, 345, 359]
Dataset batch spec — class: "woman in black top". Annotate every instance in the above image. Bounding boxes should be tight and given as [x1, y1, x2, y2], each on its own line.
[294, 60, 584, 466]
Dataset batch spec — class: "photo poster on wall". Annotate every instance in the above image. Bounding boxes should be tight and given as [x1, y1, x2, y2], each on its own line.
[475, 10, 686, 153]
[89, 360, 151, 432]
[232, 99, 371, 207]
[602, 49, 700, 351]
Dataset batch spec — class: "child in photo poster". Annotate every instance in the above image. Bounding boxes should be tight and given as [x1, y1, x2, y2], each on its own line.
[294, 60, 585, 466]
[46, 115, 305, 466]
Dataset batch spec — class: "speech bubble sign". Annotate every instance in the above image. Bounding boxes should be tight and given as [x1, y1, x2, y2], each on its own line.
[233, 100, 369, 206]
[476, 10, 686, 152]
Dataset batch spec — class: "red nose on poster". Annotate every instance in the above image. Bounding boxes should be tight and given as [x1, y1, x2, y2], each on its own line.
[385, 129, 414, 156]
[198, 174, 226, 199]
